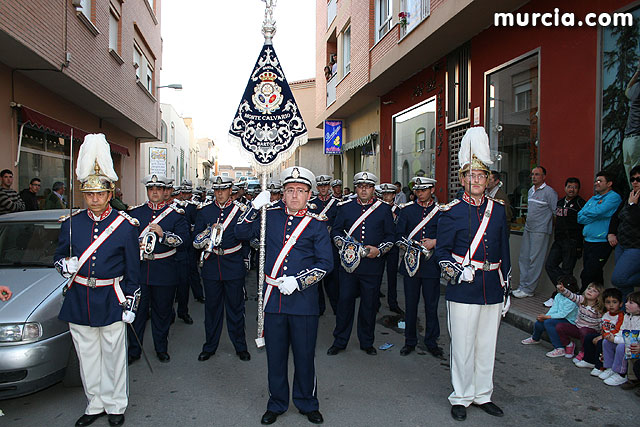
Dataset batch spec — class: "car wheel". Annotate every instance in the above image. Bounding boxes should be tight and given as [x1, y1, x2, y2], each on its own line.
[62, 346, 82, 387]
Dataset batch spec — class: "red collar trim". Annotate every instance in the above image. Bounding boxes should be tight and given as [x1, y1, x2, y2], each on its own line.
[462, 192, 485, 206]
[356, 197, 376, 206]
[417, 199, 434, 208]
[285, 208, 307, 217]
[147, 201, 168, 210]
[318, 194, 331, 202]
[88, 206, 112, 222]
[215, 199, 232, 209]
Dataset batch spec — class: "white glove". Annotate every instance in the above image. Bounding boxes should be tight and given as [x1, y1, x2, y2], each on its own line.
[122, 310, 136, 324]
[277, 276, 299, 295]
[458, 265, 475, 283]
[502, 295, 511, 317]
[64, 257, 79, 275]
[252, 190, 271, 210]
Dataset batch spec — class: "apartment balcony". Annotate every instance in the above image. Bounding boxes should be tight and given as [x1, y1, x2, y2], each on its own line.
[327, 0, 337, 29]
[326, 74, 337, 107]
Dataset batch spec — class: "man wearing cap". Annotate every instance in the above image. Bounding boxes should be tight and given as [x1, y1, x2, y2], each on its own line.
[331, 179, 344, 200]
[54, 134, 140, 427]
[396, 177, 443, 358]
[378, 183, 404, 315]
[127, 175, 190, 364]
[268, 180, 283, 203]
[236, 166, 332, 425]
[193, 175, 251, 362]
[179, 180, 206, 304]
[435, 127, 511, 421]
[328, 172, 395, 356]
[309, 174, 340, 315]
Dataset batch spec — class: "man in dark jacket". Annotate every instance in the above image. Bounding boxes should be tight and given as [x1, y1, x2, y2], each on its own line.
[45, 181, 67, 209]
[19, 178, 41, 211]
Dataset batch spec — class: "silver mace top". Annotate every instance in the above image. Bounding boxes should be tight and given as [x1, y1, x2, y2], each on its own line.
[261, 0, 277, 45]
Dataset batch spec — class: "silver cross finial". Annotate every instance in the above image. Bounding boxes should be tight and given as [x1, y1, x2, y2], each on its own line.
[261, 0, 277, 45]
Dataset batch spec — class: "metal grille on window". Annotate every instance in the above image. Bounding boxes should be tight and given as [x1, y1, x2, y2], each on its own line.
[448, 123, 470, 201]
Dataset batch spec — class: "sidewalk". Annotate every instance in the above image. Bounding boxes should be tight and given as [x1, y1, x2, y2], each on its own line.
[503, 293, 547, 334]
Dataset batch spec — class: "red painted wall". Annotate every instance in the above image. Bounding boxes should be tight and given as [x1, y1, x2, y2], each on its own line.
[381, 0, 632, 199]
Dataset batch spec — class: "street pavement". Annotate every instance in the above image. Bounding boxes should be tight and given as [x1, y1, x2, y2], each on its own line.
[1, 274, 639, 426]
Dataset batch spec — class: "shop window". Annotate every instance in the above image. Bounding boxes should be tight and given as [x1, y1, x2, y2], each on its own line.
[342, 26, 351, 76]
[446, 44, 470, 127]
[486, 52, 539, 231]
[375, 0, 392, 43]
[393, 96, 437, 184]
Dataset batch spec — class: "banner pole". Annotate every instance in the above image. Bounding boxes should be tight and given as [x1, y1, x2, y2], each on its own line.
[255, 172, 268, 347]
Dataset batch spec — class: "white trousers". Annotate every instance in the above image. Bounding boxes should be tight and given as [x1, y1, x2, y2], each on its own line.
[69, 322, 129, 415]
[446, 301, 501, 407]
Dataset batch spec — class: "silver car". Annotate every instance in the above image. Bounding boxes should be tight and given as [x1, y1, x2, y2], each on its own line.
[0, 209, 80, 399]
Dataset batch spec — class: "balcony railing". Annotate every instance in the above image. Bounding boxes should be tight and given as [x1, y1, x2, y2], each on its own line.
[399, 0, 430, 38]
[327, 0, 337, 28]
[326, 74, 337, 107]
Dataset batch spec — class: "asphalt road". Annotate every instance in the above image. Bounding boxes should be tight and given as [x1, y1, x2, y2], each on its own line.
[2, 276, 639, 426]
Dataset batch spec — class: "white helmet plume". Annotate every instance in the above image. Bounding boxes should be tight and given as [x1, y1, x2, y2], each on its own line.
[458, 127, 493, 170]
[75, 133, 119, 182]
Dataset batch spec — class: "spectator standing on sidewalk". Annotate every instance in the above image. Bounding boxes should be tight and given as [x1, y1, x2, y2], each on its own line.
[544, 177, 586, 288]
[512, 166, 558, 298]
[577, 170, 621, 292]
[111, 187, 128, 211]
[19, 177, 41, 211]
[486, 171, 512, 223]
[394, 181, 407, 205]
[44, 181, 67, 209]
[608, 165, 640, 302]
[0, 169, 25, 215]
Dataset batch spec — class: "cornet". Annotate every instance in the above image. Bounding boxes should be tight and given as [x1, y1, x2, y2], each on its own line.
[140, 231, 157, 260]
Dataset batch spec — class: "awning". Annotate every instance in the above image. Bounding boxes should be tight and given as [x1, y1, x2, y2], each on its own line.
[18, 106, 130, 157]
[343, 132, 378, 152]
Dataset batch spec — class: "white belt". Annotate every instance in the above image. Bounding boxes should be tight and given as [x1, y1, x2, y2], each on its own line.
[265, 275, 279, 287]
[204, 243, 243, 259]
[452, 254, 501, 271]
[74, 275, 124, 287]
[145, 248, 177, 260]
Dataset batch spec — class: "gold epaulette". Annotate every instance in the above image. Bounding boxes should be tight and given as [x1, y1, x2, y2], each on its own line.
[233, 200, 248, 211]
[306, 211, 328, 221]
[439, 199, 461, 211]
[487, 196, 505, 205]
[118, 210, 140, 226]
[58, 209, 84, 222]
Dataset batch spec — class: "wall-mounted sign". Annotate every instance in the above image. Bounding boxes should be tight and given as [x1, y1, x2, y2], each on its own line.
[149, 147, 167, 176]
[324, 120, 343, 154]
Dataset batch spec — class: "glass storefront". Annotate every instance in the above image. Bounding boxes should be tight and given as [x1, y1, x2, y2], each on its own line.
[17, 125, 73, 209]
[486, 52, 539, 231]
[393, 96, 437, 186]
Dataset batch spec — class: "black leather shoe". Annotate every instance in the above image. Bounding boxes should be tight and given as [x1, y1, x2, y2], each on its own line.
[156, 352, 170, 363]
[361, 346, 377, 355]
[196, 297, 206, 303]
[237, 350, 251, 361]
[75, 413, 105, 426]
[128, 354, 140, 365]
[400, 345, 414, 356]
[300, 410, 324, 424]
[261, 410, 280, 425]
[427, 346, 444, 358]
[473, 402, 504, 417]
[198, 351, 215, 361]
[326, 345, 344, 355]
[107, 414, 125, 426]
[451, 405, 466, 421]
[178, 314, 194, 324]
[390, 306, 405, 315]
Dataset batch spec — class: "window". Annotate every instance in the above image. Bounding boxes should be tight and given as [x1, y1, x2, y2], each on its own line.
[146, 60, 154, 93]
[485, 52, 539, 230]
[160, 121, 168, 143]
[133, 46, 142, 80]
[375, 0, 392, 42]
[77, 0, 92, 20]
[170, 122, 175, 146]
[446, 44, 470, 127]
[146, 0, 155, 11]
[109, 10, 120, 52]
[222, 172, 230, 177]
[400, 0, 431, 36]
[342, 27, 351, 76]
[393, 97, 437, 182]
[235, 171, 242, 179]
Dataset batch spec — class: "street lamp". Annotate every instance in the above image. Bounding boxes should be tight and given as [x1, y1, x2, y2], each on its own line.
[157, 83, 183, 90]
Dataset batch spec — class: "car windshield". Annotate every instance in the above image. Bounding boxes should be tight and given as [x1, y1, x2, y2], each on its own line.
[0, 222, 60, 267]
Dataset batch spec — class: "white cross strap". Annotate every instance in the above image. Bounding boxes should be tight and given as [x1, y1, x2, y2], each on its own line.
[407, 204, 439, 240]
[461, 199, 494, 266]
[347, 200, 382, 236]
[139, 206, 175, 237]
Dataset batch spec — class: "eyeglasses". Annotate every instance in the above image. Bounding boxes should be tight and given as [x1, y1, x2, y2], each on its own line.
[630, 176, 640, 183]
[31, 183, 41, 187]
[284, 188, 309, 196]
[465, 173, 488, 182]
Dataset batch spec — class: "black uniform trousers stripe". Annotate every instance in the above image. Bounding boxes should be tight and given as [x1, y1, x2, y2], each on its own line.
[332, 270, 382, 349]
[403, 276, 440, 348]
[128, 283, 176, 355]
[202, 278, 247, 353]
[265, 312, 319, 414]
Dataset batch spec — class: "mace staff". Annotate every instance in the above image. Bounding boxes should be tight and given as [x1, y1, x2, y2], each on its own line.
[255, 172, 268, 347]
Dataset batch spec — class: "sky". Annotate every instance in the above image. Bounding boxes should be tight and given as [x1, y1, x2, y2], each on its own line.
[158, 0, 316, 167]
